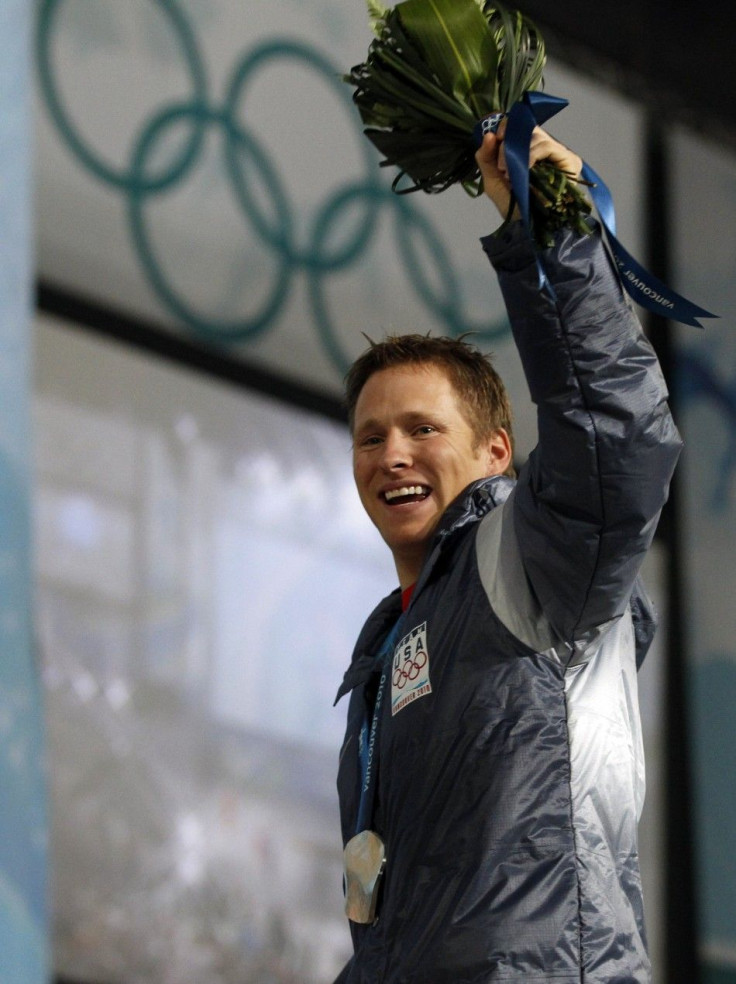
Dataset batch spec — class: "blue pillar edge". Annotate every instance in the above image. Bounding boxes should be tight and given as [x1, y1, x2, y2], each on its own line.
[0, 1, 50, 982]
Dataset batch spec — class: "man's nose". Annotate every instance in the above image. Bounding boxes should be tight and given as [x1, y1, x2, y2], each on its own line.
[380, 431, 412, 470]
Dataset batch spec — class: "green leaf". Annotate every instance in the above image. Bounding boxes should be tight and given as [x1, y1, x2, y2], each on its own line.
[367, 0, 390, 36]
[368, 128, 469, 177]
[395, 0, 499, 118]
[485, 4, 545, 108]
[353, 61, 473, 132]
[372, 48, 477, 125]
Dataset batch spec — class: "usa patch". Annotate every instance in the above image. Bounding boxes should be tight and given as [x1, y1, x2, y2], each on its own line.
[391, 622, 431, 716]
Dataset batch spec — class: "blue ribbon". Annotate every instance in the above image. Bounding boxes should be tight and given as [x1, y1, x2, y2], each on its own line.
[475, 91, 717, 328]
[355, 614, 405, 834]
[503, 91, 569, 261]
[579, 159, 715, 328]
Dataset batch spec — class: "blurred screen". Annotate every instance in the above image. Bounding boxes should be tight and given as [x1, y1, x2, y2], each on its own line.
[34, 312, 396, 983]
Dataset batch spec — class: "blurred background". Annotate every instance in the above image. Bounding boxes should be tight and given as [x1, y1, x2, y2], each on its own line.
[1, 1, 735, 982]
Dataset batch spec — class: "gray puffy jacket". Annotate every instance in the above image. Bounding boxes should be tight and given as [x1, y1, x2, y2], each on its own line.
[335, 222, 683, 983]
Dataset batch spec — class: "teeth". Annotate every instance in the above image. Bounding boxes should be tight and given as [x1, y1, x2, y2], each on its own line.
[385, 485, 428, 502]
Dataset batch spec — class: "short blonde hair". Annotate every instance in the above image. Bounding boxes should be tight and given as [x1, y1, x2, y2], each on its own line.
[345, 334, 515, 477]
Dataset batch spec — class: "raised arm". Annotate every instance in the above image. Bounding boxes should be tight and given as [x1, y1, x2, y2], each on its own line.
[477, 129, 683, 657]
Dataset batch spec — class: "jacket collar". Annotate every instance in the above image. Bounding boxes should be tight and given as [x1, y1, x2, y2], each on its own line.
[408, 473, 514, 606]
[334, 475, 515, 703]
[334, 588, 402, 703]
[433, 474, 515, 542]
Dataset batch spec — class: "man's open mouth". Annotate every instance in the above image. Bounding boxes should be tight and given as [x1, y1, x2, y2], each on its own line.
[383, 485, 431, 505]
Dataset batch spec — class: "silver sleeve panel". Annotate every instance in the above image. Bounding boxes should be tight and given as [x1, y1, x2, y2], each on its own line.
[482, 222, 683, 660]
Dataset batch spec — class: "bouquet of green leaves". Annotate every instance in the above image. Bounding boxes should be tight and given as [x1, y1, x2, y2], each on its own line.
[345, 0, 591, 246]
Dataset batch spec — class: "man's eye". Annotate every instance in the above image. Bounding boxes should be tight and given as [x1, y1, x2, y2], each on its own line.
[360, 436, 383, 447]
[415, 425, 436, 436]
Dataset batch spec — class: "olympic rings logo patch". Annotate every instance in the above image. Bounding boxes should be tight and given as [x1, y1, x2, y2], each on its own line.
[391, 622, 431, 716]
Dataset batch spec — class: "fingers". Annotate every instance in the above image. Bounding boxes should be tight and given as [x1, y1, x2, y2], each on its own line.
[478, 124, 581, 176]
[476, 124, 582, 218]
[475, 131, 514, 218]
[528, 128, 582, 177]
[474, 129, 501, 169]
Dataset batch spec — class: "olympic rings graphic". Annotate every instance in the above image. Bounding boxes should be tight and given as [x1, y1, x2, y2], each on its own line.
[37, 0, 208, 193]
[392, 651, 428, 690]
[224, 40, 381, 273]
[128, 102, 293, 339]
[36, 0, 511, 372]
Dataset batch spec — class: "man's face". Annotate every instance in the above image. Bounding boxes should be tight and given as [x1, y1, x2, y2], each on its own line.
[352, 363, 510, 587]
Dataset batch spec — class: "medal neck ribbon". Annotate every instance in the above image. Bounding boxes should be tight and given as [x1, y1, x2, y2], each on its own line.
[355, 613, 406, 834]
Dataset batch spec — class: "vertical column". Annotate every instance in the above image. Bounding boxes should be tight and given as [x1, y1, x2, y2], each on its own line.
[643, 117, 699, 984]
[670, 132, 736, 984]
[0, 2, 49, 982]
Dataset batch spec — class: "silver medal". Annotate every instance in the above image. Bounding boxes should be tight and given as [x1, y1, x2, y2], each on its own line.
[343, 829, 386, 924]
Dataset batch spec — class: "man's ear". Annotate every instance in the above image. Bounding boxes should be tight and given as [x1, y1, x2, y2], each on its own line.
[483, 428, 512, 476]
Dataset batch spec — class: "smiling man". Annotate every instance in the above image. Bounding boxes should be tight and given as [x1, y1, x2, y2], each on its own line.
[333, 129, 682, 984]
[351, 358, 512, 589]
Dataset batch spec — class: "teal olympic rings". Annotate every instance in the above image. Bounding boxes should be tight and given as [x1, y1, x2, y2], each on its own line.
[128, 102, 292, 339]
[36, 0, 511, 370]
[308, 184, 510, 371]
[36, 0, 208, 192]
[224, 39, 381, 273]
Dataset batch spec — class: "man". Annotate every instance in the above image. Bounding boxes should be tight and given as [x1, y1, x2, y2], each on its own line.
[334, 128, 682, 983]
